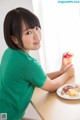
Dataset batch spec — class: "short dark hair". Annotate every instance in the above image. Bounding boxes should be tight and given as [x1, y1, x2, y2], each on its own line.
[4, 7, 41, 49]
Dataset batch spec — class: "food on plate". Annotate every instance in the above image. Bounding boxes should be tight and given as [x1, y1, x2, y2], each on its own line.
[66, 89, 79, 96]
[63, 52, 73, 64]
[61, 84, 80, 97]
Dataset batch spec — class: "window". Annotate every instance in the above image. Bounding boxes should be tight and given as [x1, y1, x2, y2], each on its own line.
[32, 0, 80, 82]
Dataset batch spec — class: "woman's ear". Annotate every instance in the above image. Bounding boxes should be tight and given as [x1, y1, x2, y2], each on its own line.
[11, 36, 19, 45]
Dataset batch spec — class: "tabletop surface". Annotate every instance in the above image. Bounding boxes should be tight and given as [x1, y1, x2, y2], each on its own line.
[31, 77, 80, 120]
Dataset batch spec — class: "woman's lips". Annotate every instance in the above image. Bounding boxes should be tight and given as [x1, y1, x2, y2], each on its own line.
[34, 40, 40, 44]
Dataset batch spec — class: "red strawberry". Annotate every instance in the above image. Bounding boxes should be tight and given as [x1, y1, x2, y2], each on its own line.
[64, 53, 73, 58]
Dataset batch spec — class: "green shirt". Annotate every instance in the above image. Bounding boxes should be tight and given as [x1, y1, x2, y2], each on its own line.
[0, 48, 47, 120]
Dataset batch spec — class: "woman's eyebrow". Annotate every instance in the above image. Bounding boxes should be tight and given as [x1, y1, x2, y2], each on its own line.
[23, 28, 29, 32]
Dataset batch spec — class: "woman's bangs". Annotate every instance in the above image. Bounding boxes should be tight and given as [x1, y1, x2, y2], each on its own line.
[23, 14, 41, 29]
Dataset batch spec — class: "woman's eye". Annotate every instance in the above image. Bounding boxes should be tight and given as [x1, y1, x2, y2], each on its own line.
[36, 27, 39, 30]
[26, 31, 32, 35]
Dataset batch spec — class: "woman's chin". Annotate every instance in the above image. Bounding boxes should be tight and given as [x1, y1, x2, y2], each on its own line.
[34, 44, 41, 50]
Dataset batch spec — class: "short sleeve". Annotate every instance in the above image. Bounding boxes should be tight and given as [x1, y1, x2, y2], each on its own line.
[25, 59, 47, 87]
[0, 64, 1, 89]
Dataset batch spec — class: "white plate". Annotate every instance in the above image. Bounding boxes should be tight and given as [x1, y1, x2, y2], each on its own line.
[57, 83, 80, 100]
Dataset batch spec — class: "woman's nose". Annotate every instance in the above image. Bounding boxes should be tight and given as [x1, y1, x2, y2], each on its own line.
[33, 30, 40, 40]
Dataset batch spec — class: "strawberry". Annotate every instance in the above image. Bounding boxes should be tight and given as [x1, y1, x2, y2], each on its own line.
[63, 52, 73, 58]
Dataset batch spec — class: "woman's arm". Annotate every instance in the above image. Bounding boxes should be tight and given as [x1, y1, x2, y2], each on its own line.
[47, 53, 74, 80]
[47, 63, 73, 79]
[47, 71, 62, 80]
[41, 64, 74, 92]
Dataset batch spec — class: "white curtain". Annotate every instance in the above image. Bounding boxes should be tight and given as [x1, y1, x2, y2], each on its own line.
[32, 0, 80, 82]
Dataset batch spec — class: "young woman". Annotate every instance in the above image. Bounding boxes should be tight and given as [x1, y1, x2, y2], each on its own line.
[0, 7, 74, 120]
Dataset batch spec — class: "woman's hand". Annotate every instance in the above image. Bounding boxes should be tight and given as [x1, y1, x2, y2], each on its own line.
[60, 53, 68, 74]
[60, 53, 75, 78]
[65, 64, 75, 78]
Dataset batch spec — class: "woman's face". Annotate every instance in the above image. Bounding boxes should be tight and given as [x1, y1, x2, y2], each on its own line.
[21, 22, 41, 53]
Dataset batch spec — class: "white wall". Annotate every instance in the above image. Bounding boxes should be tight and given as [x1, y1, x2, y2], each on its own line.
[0, 0, 40, 62]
